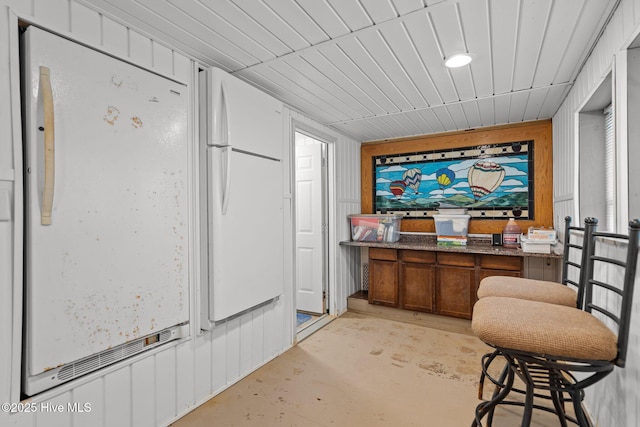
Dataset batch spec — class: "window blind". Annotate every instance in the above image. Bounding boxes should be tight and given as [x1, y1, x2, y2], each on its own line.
[603, 104, 615, 231]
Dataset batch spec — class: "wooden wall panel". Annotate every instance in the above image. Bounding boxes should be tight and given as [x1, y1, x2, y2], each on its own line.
[101, 16, 129, 58]
[224, 318, 241, 383]
[210, 325, 227, 393]
[250, 310, 265, 368]
[45, 392, 73, 426]
[192, 331, 212, 401]
[262, 304, 276, 360]
[72, 379, 104, 426]
[361, 120, 553, 234]
[132, 358, 156, 427]
[129, 30, 153, 68]
[155, 349, 178, 425]
[33, 0, 69, 31]
[239, 315, 254, 376]
[70, 2, 101, 45]
[104, 367, 131, 427]
[152, 41, 173, 75]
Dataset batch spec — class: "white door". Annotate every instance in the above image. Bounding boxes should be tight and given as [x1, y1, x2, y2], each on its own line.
[295, 138, 324, 314]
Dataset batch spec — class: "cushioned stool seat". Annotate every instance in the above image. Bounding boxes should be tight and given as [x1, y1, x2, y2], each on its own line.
[477, 276, 577, 307]
[477, 217, 588, 308]
[472, 296, 617, 361]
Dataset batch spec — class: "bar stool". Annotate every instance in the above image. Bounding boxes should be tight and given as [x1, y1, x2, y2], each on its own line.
[471, 219, 640, 427]
[476, 217, 596, 403]
[477, 216, 590, 308]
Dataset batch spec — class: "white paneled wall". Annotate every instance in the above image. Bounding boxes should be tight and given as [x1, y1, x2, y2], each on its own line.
[553, 0, 640, 425]
[0, 2, 361, 427]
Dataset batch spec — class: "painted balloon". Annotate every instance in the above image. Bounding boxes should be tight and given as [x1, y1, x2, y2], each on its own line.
[435, 167, 455, 190]
[389, 180, 406, 200]
[402, 168, 422, 193]
[467, 161, 505, 200]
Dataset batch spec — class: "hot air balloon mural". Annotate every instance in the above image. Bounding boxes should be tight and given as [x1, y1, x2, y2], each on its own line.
[389, 180, 406, 200]
[467, 161, 505, 200]
[435, 167, 455, 191]
[402, 168, 422, 194]
[372, 140, 532, 218]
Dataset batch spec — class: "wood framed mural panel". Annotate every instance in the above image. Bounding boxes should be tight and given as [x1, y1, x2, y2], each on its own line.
[361, 120, 553, 234]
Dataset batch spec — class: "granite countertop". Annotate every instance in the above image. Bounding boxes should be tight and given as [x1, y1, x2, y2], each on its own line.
[339, 234, 562, 258]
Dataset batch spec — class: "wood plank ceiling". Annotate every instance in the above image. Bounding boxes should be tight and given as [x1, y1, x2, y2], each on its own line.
[78, 0, 618, 142]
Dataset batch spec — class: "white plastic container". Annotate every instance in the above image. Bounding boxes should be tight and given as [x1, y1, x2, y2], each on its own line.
[349, 214, 402, 242]
[433, 214, 470, 241]
[521, 235, 552, 253]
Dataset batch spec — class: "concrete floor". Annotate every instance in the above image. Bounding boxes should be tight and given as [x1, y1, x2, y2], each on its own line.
[170, 312, 564, 426]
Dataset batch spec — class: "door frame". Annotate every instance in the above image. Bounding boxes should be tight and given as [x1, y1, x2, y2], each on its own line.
[291, 120, 336, 334]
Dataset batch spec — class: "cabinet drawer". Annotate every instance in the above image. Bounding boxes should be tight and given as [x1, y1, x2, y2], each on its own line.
[400, 250, 436, 264]
[437, 252, 475, 267]
[369, 248, 397, 261]
[479, 255, 522, 271]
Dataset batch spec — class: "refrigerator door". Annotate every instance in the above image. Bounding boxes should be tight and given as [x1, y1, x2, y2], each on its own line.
[203, 68, 282, 160]
[23, 27, 190, 378]
[206, 147, 283, 322]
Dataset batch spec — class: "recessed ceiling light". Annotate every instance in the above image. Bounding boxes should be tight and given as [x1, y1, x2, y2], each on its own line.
[444, 53, 473, 68]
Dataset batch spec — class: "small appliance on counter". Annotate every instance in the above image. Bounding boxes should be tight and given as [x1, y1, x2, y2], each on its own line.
[349, 214, 402, 242]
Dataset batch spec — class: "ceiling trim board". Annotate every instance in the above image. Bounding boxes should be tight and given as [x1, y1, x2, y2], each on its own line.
[327, 82, 573, 126]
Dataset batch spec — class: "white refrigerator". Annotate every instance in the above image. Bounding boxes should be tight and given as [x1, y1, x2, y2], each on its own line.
[22, 27, 190, 396]
[199, 68, 284, 325]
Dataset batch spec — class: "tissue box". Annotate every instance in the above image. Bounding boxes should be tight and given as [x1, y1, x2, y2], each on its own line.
[349, 214, 402, 242]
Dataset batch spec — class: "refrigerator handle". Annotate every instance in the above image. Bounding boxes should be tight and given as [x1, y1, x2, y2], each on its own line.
[221, 146, 232, 215]
[40, 66, 55, 226]
[221, 80, 231, 146]
[210, 69, 222, 146]
[220, 79, 232, 215]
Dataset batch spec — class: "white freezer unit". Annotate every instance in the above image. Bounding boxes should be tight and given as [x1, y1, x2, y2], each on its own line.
[22, 27, 190, 395]
[199, 68, 284, 326]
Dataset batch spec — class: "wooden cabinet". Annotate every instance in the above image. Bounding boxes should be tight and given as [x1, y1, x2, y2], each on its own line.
[400, 250, 436, 312]
[368, 248, 399, 307]
[436, 253, 475, 319]
[478, 254, 523, 284]
[366, 248, 524, 319]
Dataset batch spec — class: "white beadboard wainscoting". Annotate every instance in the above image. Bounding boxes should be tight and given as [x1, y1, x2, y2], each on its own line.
[0, 2, 361, 426]
[553, 0, 640, 425]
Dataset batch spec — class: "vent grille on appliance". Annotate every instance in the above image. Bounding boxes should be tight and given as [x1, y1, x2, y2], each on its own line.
[363, 263, 369, 291]
[57, 328, 177, 382]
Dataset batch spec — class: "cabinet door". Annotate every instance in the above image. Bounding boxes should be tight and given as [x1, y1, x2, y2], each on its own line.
[478, 269, 522, 283]
[401, 262, 436, 312]
[369, 259, 399, 307]
[436, 266, 475, 319]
